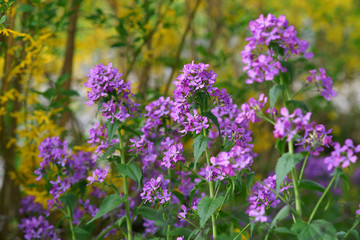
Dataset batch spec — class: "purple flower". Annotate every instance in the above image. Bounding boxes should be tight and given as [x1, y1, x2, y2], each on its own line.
[140, 175, 171, 205]
[171, 61, 231, 134]
[85, 63, 139, 122]
[178, 205, 188, 221]
[19, 216, 59, 240]
[19, 196, 48, 216]
[356, 204, 360, 215]
[324, 140, 359, 171]
[273, 107, 312, 141]
[247, 174, 292, 222]
[210, 145, 254, 177]
[35, 137, 70, 180]
[177, 237, 185, 240]
[90, 186, 107, 199]
[242, 14, 313, 84]
[87, 166, 109, 185]
[162, 142, 185, 168]
[306, 68, 337, 101]
[49, 176, 71, 199]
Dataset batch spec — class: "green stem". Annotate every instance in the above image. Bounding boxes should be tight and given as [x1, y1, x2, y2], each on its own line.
[308, 176, 335, 223]
[343, 219, 360, 239]
[172, 210, 198, 229]
[298, 152, 310, 181]
[203, 129, 217, 240]
[215, 186, 231, 219]
[96, 225, 116, 240]
[118, 129, 133, 240]
[167, 168, 171, 240]
[289, 140, 302, 219]
[67, 207, 76, 240]
[233, 222, 251, 240]
[179, 162, 208, 182]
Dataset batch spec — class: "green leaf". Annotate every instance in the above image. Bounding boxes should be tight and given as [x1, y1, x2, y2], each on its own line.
[99, 145, 118, 161]
[0, 15, 6, 24]
[275, 138, 287, 154]
[270, 205, 290, 229]
[291, 220, 337, 240]
[106, 119, 121, 144]
[169, 227, 192, 238]
[190, 180, 206, 205]
[121, 125, 143, 137]
[273, 227, 296, 235]
[204, 111, 221, 137]
[117, 162, 143, 190]
[61, 89, 80, 97]
[74, 227, 93, 240]
[269, 85, 283, 109]
[115, 216, 126, 228]
[192, 135, 210, 169]
[43, 88, 56, 100]
[18, 4, 35, 12]
[245, 172, 255, 192]
[59, 193, 76, 215]
[299, 179, 325, 192]
[137, 206, 164, 225]
[275, 153, 303, 192]
[197, 196, 224, 227]
[87, 193, 124, 224]
[55, 73, 69, 87]
[287, 100, 309, 112]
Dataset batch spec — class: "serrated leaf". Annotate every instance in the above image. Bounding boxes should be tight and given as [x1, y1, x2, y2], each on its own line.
[275, 153, 303, 192]
[292, 220, 337, 240]
[87, 193, 124, 224]
[117, 162, 143, 190]
[59, 193, 76, 215]
[269, 85, 283, 109]
[106, 119, 121, 144]
[190, 180, 206, 205]
[192, 135, 210, 169]
[197, 196, 223, 227]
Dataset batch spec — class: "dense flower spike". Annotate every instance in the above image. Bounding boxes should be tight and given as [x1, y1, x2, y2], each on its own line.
[171, 61, 231, 134]
[84, 63, 138, 122]
[273, 107, 312, 141]
[35, 137, 70, 180]
[324, 139, 360, 171]
[306, 68, 337, 101]
[140, 175, 171, 205]
[242, 14, 313, 84]
[247, 175, 292, 222]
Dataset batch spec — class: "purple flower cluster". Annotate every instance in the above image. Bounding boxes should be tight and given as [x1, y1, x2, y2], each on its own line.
[87, 166, 109, 185]
[19, 196, 59, 240]
[162, 142, 185, 168]
[273, 107, 312, 141]
[67, 151, 96, 183]
[88, 122, 119, 156]
[247, 175, 291, 222]
[324, 139, 360, 171]
[19, 216, 60, 240]
[84, 63, 138, 123]
[306, 68, 337, 101]
[35, 137, 70, 180]
[296, 123, 333, 156]
[171, 61, 231, 135]
[49, 176, 70, 199]
[209, 145, 253, 179]
[140, 175, 171, 205]
[242, 14, 313, 84]
[356, 204, 360, 215]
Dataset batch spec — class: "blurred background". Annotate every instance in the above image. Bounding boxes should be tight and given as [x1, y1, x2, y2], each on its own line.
[1, 0, 360, 238]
